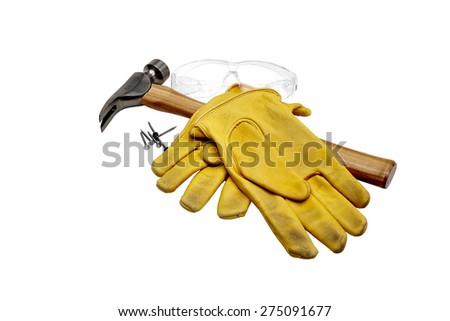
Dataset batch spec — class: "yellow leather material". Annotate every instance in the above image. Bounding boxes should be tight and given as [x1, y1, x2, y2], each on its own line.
[188, 85, 370, 258]
[180, 166, 227, 212]
[152, 84, 370, 259]
[217, 178, 251, 219]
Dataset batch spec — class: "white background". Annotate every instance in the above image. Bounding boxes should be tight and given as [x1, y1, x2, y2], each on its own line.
[1, 1, 449, 320]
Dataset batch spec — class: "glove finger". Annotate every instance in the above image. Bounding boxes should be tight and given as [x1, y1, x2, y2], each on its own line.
[152, 138, 199, 177]
[156, 148, 206, 193]
[180, 166, 227, 212]
[287, 196, 347, 253]
[230, 120, 310, 201]
[238, 179, 318, 259]
[217, 178, 251, 219]
[320, 156, 371, 208]
[288, 102, 312, 117]
[309, 175, 368, 236]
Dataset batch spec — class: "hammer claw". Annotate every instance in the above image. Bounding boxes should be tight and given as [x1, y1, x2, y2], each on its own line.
[99, 103, 120, 132]
[99, 59, 170, 131]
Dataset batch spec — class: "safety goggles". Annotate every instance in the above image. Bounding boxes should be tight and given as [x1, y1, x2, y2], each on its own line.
[171, 59, 298, 100]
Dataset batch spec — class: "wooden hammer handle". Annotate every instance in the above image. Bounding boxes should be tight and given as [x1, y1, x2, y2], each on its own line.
[142, 84, 202, 117]
[322, 141, 396, 188]
[142, 84, 396, 188]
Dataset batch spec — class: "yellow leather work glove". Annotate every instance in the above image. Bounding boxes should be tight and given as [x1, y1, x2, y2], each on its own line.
[187, 85, 370, 259]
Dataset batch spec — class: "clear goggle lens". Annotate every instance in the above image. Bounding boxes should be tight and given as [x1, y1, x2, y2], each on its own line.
[171, 60, 298, 100]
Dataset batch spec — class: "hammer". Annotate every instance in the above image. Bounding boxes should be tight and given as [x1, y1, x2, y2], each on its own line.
[99, 59, 397, 188]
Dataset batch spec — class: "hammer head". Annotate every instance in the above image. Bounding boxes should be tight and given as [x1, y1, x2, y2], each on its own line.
[99, 59, 170, 132]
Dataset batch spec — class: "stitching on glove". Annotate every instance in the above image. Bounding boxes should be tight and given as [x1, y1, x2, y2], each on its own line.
[179, 199, 196, 213]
